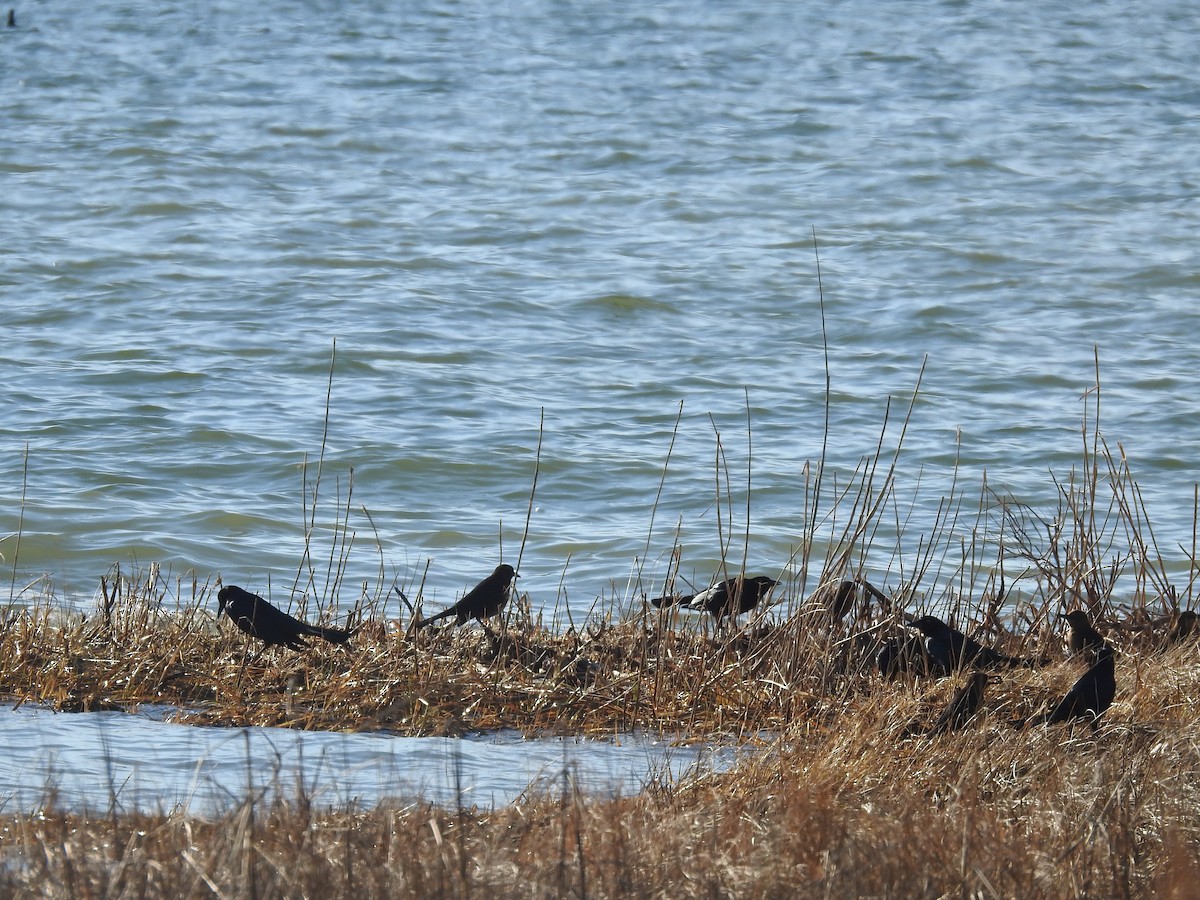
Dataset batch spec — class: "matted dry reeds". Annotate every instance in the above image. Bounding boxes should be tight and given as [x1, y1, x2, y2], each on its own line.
[0, 621, 1197, 898]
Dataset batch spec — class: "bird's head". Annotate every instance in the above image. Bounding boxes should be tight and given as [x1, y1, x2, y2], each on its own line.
[1064, 610, 1093, 629]
[908, 615, 946, 636]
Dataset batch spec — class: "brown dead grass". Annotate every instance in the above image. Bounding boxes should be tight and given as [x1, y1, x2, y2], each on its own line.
[1, 575, 1198, 898]
[0, 572, 1093, 739]
[0, 635, 1197, 898]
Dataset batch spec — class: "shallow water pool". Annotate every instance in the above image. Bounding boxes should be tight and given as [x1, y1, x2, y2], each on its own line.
[0, 704, 740, 817]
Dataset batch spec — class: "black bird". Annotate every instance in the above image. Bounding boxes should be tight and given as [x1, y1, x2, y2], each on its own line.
[217, 585, 357, 653]
[1064, 609, 1106, 660]
[810, 579, 859, 623]
[909, 614, 1039, 673]
[1168, 610, 1198, 646]
[908, 671, 988, 736]
[1028, 643, 1116, 726]
[416, 564, 518, 628]
[652, 575, 777, 625]
[877, 633, 947, 680]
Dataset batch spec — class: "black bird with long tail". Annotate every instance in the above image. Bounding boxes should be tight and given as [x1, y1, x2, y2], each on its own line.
[907, 671, 989, 737]
[651, 574, 777, 626]
[909, 614, 1044, 673]
[1026, 643, 1116, 727]
[217, 585, 357, 653]
[877, 633, 947, 680]
[416, 564, 518, 628]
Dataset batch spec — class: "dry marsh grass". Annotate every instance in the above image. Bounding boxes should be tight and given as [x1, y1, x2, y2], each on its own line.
[0, 639, 1197, 898]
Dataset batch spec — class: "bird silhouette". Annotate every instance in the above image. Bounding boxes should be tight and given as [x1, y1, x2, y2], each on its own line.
[1167, 610, 1198, 646]
[217, 585, 356, 653]
[877, 633, 946, 680]
[1064, 609, 1106, 660]
[416, 564, 518, 628]
[651, 575, 777, 625]
[808, 579, 859, 623]
[909, 615, 1041, 672]
[907, 671, 988, 736]
[1027, 643, 1116, 727]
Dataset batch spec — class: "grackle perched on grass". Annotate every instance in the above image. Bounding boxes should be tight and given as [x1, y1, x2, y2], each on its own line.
[808, 579, 859, 623]
[1064, 609, 1106, 660]
[416, 564, 518, 628]
[217, 585, 356, 653]
[1026, 643, 1116, 727]
[907, 671, 989, 737]
[909, 614, 1043, 673]
[877, 633, 947, 680]
[1167, 610, 1198, 646]
[652, 575, 777, 625]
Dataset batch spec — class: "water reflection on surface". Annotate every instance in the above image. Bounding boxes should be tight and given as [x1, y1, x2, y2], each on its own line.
[0, 705, 741, 816]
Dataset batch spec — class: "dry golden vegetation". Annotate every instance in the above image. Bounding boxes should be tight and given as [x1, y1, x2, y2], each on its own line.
[0, 607, 1197, 898]
[0, 565, 1191, 738]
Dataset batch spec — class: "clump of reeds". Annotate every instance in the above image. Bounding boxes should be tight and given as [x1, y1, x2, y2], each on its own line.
[0, 573, 935, 736]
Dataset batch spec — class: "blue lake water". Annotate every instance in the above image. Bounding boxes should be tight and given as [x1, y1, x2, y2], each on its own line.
[0, 704, 736, 815]
[2, 0, 1199, 808]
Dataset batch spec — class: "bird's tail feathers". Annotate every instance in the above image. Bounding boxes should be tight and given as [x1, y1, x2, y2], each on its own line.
[651, 593, 695, 609]
[306, 623, 357, 645]
[415, 608, 455, 629]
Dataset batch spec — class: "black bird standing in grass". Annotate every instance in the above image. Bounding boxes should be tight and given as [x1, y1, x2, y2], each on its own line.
[1064, 609, 1106, 660]
[1168, 610, 1198, 646]
[1026, 643, 1116, 727]
[808, 579, 860, 624]
[909, 614, 1041, 673]
[877, 633, 947, 680]
[907, 671, 989, 737]
[651, 575, 778, 626]
[416, 564, 518, 628]
[217, 585, 357, 654]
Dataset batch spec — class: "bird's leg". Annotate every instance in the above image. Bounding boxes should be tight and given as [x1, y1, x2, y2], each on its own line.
[234, 644, 253, 691]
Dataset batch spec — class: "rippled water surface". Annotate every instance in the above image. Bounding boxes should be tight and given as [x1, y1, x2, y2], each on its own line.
[3, 0, 1200, 702]
[0, 705, 733, 815]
